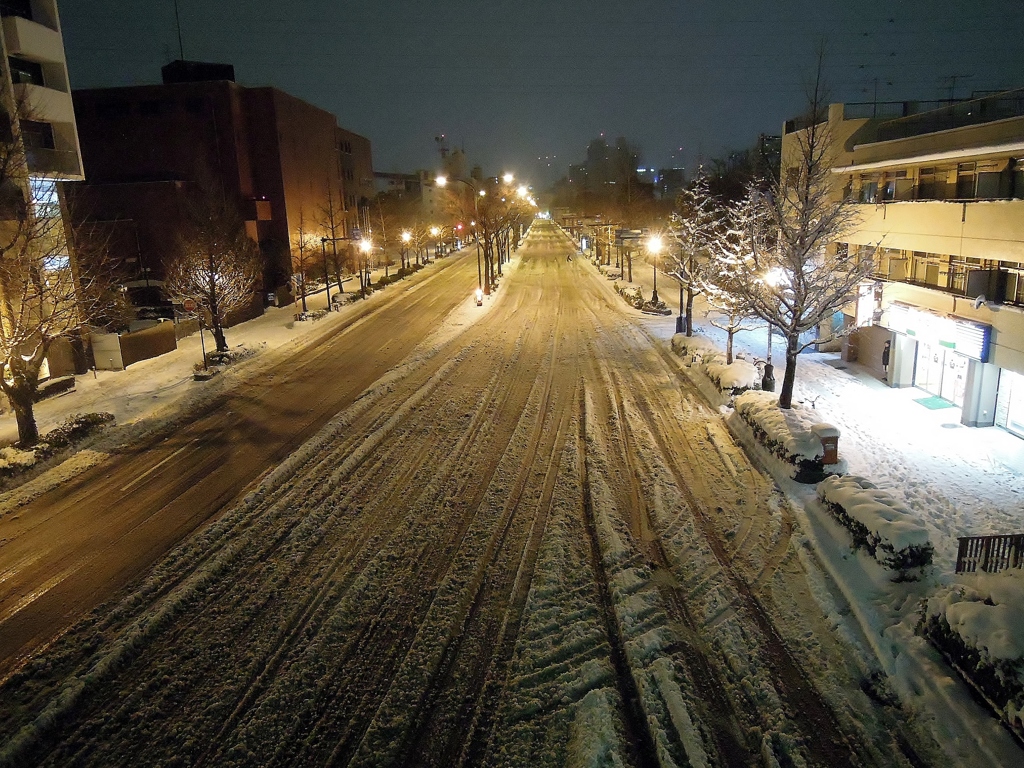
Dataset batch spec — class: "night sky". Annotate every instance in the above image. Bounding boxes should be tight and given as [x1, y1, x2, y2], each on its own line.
[60, 0, 1024, 187]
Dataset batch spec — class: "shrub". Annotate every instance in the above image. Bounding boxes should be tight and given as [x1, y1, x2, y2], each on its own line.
[919, 580, 1024, 741]
[817, 475, 933, 576]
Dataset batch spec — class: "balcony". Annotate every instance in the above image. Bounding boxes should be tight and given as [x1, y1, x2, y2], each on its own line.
[26, 146, 80, 178]
[2, 14, 64, 62]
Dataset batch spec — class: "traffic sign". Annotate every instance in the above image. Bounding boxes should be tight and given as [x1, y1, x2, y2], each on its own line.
[183, 298, 197, 312]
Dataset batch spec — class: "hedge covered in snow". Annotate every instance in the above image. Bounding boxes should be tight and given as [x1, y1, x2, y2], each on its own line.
[817, 474, 933, 577]
[919, 571, 1024, 742]
[670, 334, 758, 397]
[732, 391, 843, 483]
[0, 413, 115, 480]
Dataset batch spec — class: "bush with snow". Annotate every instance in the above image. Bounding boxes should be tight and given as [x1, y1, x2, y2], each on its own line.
[0, 446, 36, 472]
[919, 570, 1024, 741]
[703, 358, 758, 397]
[817, 474, 933, 577]
[669, 333, 719, 363]
[733, 391, 843, 483]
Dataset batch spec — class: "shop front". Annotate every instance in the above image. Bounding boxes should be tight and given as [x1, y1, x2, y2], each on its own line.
[885, 302, 992, 409]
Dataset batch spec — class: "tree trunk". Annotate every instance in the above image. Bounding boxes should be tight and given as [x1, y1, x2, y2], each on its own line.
[9, 386, 39, 446]
[213, 325, 228, 353]
[779, 334, 799, 409]
[726, 330, 734, 365]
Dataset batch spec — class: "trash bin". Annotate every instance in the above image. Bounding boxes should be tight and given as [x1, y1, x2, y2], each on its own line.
[811, 423, 840, 465]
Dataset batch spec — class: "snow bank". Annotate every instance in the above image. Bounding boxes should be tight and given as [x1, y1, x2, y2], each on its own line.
[921, 570, 1024, 740]
[817, 474, 933, 576]
[670, 333, 718, 361]
[703, 359, 758, 394]
[732, 391, 845, 483]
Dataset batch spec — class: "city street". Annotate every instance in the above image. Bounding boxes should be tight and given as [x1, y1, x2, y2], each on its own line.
[0, 221, 936, 767]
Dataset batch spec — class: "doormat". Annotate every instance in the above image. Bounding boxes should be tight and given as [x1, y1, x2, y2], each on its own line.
[914, 395, 956, 410]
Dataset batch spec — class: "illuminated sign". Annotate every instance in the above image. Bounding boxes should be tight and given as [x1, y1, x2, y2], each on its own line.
[884, 302, 991, 362]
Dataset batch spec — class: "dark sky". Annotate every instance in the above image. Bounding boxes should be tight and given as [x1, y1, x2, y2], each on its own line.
[59, 0, 1024, 187]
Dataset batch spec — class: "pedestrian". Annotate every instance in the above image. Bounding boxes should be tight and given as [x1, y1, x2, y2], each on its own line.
[882, 339, 891, 381]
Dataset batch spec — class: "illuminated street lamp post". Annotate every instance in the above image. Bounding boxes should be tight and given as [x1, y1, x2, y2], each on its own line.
[401, 230, 411, 269]
[430, 226, 440, 260]
[761, 267, 787, 392]
[437, 175, 487, 293]
[647, 234, 663, 304]
[359, 238, 373, 299]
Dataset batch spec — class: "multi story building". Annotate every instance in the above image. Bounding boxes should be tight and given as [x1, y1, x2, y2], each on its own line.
[782, 89, 1024, 437]
[0, 0, 84, 376]
[68, 61, 373, 312]
[0, 0, 82, 181]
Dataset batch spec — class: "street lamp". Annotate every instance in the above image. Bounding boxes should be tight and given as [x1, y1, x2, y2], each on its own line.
[647, 234, 663, 304]
[761, 266, 788, 392]
[429, 226, 440, 259]
[503, 172, 514, 184]
[359, 238, 373, 298]
[401, 230, 411, 269]
[437, 174, 487, 294]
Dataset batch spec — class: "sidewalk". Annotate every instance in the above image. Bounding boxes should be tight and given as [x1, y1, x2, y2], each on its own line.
[589, 246, 1024, 553]
[0, 258, 452, 449]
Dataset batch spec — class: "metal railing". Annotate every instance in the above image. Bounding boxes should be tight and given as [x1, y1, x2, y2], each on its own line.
[956, 534, 1024, 574]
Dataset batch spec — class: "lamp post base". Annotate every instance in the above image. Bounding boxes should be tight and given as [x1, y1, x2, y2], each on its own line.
[675, 315, 684, 334]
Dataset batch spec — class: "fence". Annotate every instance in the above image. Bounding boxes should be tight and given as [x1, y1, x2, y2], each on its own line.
[955, 534, 1024, 574]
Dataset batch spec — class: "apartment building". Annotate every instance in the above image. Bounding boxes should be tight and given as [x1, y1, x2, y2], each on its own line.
[68, 61, 373, 311]
[782, 89, 1024, 436]
[1, 0, 82, 181]
[0, 0, 84, 376]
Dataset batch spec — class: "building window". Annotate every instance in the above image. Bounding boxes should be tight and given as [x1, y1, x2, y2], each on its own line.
[20, 120, 54, 149]
[917, 167, 950, 200]
[859, 179, 878, 204]
[8, 56, 44, 87]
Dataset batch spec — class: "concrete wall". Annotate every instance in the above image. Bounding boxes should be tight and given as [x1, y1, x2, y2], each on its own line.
[845, 199, 1024, 263]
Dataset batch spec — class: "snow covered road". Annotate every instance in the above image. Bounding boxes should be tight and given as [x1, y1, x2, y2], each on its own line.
[0, 222, 939, 766]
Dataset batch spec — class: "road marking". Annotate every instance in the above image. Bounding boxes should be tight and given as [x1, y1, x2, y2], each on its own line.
[119, 439, 200, 492]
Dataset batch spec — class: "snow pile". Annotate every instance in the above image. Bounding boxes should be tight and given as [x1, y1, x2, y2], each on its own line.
[731, 391, 845, 482]
[817, 474, 933, 576]
[920, 570, 1024, 740]
[0, 446, 36, 472]
[669, 333, 718, 362]
[703, 358, 758, 395]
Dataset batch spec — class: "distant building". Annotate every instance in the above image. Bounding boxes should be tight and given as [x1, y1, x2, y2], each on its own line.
[66, 61, 373, 312]
[782, 88, 1024, 436]
[656, 167, 685, 200]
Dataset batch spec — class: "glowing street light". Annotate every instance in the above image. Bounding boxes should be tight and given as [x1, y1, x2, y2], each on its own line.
[359, 238, 372, 298]
[401, 230, 411, 268]
[502, 172, 514, 184]
[761, 267, 788, 391]
[647, 234, 664, 304]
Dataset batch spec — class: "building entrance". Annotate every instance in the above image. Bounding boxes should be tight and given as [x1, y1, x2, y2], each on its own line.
[914, 341, 968, 406]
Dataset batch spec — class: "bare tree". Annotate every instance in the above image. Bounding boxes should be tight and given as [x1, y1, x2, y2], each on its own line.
[730, 62, 873, 408]
[292, 209, 317, 312]
[695, 195, 763, 364]
[166, 182, 260, 355]
[318, 185, 348, 295]
[0, 97, 129, 444]
[667, 171, 723, 336]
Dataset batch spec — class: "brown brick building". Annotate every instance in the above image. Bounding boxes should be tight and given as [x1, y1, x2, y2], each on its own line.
[66, 61, 373, 311]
